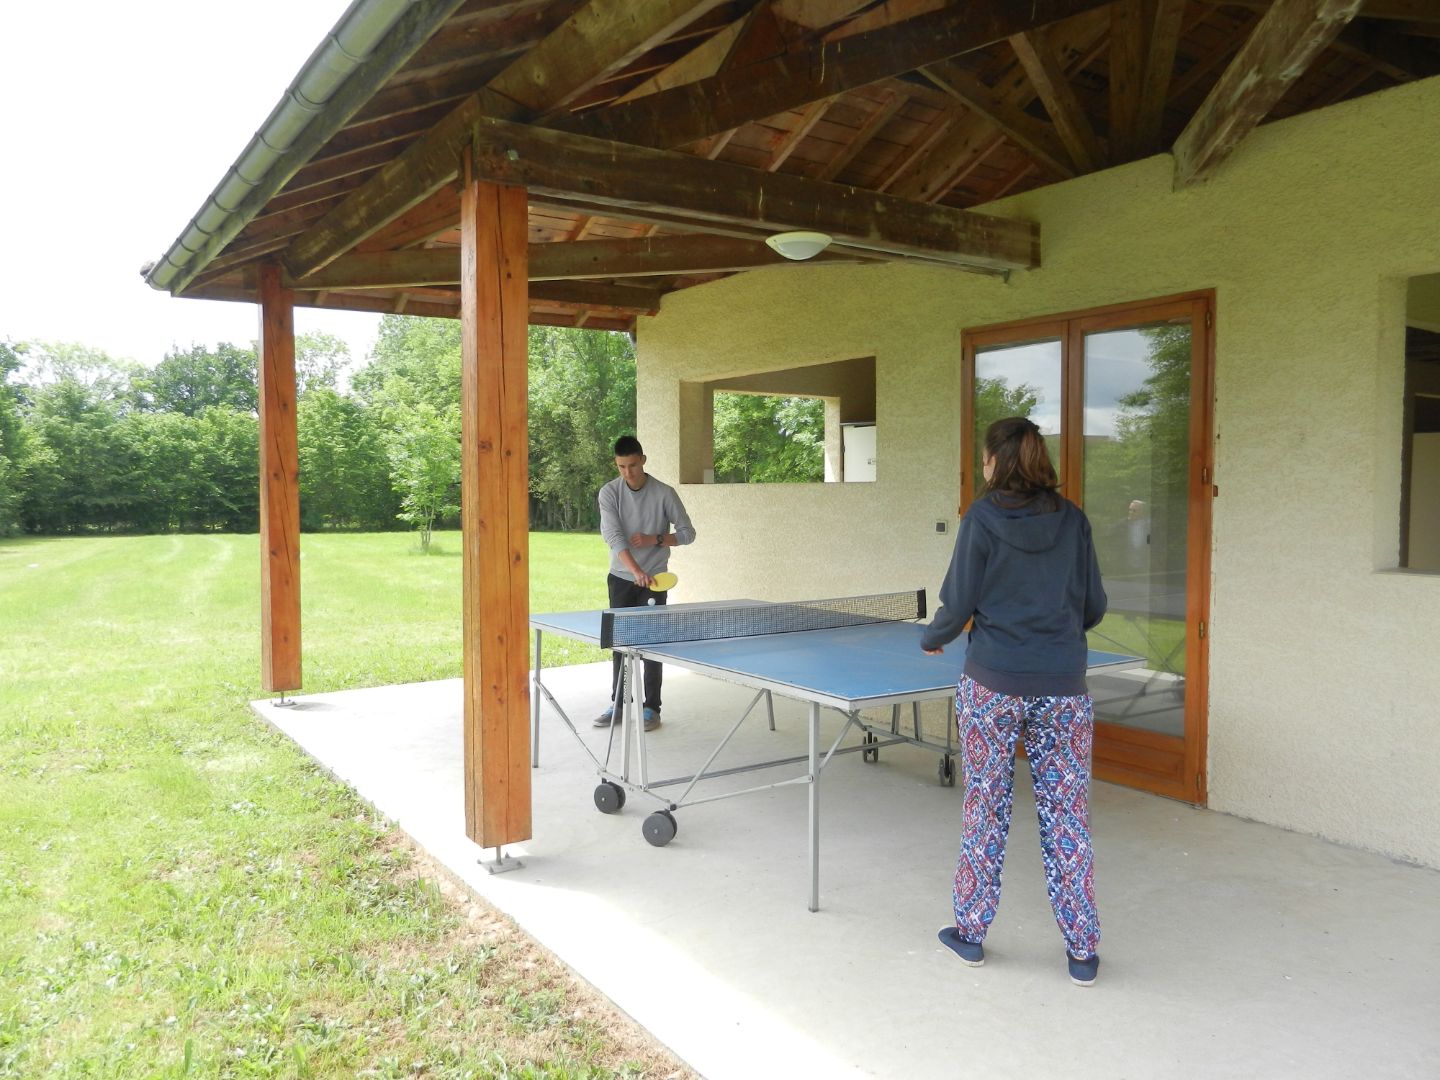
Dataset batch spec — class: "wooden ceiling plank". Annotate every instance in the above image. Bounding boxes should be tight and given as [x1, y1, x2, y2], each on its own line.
[469, 114, 1038, 270]
[1010, 29, 1106, 172]
[1173, 0, 1364, 187]
[556, 0, 1115, 150]
[920, 63, 1078, 179]
[876, 105, 963, 191]
[356, 184, 464, 252]
[766, 98, 836, 171]
[816, 88, 908, 181]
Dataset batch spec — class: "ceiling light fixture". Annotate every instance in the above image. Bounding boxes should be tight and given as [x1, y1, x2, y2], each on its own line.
[765, 230, 833, 261]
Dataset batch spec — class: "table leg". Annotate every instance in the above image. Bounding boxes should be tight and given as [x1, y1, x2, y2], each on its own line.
[809, 701, 820, 913]
[531, 629, 542, 768]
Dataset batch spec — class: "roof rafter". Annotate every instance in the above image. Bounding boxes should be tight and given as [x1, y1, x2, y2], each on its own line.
[1009, 28, 1106, 172]
[1173, 0, 1364, 187]
[555, 0, 1114, 150]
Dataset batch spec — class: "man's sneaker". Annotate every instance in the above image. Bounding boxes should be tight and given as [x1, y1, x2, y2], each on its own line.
[643, 707, 661, 732]
[592, 707, 615, 728]
[937, 928, 984, 967]
[1067, 951, 1099, 986]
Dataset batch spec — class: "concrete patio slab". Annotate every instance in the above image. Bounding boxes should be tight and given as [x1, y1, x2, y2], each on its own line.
[255, 664, 1440, 1080]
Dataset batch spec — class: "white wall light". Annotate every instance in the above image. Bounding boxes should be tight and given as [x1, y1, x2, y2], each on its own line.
[765, 230, 833, 260]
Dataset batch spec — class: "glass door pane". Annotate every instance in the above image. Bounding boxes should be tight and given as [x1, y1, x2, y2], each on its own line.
[1081, 322, 1192, 737]
[973, 339, 1063, 496]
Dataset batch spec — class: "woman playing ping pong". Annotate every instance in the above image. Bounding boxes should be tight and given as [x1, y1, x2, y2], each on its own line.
[921, 416, 1108, 986]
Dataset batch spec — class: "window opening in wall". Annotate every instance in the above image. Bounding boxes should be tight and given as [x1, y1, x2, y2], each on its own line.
[1403, 272, 1440, 571]
[713, 393, 824, 483]
[680, 356, 876, 485]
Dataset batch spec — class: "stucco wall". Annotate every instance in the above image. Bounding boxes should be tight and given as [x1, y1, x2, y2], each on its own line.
[636, 76, 1440, 869]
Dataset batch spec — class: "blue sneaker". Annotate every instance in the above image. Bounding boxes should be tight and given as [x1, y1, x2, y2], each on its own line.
[592, 707, 615, 728]
[1067, 951, 1099, 986]
[643, 707, 661, 732]
[937, 928, 984, 967]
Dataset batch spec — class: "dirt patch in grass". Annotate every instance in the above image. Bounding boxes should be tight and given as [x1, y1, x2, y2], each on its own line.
[372, 830, 698, 1079]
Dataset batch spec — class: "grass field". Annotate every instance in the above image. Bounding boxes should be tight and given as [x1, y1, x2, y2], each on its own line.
[0, 531, 689, 1078]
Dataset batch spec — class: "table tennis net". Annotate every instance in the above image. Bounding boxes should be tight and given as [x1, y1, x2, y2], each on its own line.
[599, 589, 926, 649]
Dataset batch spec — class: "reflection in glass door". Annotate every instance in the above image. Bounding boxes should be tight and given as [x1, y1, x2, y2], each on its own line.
[1081, 322, 1191, 742]
[963, 295, 1213, 804]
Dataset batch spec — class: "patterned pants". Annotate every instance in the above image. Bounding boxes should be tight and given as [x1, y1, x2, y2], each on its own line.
[951, 674, 1100, 958]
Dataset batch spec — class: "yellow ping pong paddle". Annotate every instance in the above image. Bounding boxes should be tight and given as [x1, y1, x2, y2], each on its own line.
[649, 571, 679, 592]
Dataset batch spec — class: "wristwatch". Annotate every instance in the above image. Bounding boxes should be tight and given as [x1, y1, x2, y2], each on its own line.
[655, 533, 664, 547]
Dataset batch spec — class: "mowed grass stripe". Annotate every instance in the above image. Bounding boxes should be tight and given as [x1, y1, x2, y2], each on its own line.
[0, 531, 686, 1078]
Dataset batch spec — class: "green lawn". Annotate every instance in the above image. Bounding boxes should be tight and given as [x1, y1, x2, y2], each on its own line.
[0, 531, 685, 1078]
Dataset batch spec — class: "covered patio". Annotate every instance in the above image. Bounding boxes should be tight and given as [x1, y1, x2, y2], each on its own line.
[255, 665, 1440, 1079]
[145, 0, 1440, 1073]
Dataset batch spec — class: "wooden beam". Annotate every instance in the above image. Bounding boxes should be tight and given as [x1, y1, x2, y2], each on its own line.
[1010, 29, 1106, 172]
[824, 0, 952, 42]
[285, 0, 729, 280]
[287, 234, 864, 290]
[1108, 0, 1147, 161]
[257, 263, 301, 693]
[458, 159, 531, 851]
[533, 233, 862, 277]
[766, 98, 835, 171]
[771, 0, 873, 29]
[556, 0, 1114, 150]
[497, 0, 730, 117]
[469, 115, 1039, 270]
[527, 279, 664, 312]
[920, 62, 1078, 178]
[1173, 0, 1364, 187]
[1135, 0, 1188, 151]
[1219, 0, 1440, 24]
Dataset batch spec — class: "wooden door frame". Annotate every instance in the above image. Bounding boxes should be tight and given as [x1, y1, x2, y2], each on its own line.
[960, 290, 1215, 805]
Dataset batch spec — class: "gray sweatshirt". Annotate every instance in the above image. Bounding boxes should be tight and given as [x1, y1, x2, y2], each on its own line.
[598, 474, 696, 580]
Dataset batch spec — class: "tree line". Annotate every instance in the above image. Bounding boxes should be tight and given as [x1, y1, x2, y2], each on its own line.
[0, 320, 637, 544]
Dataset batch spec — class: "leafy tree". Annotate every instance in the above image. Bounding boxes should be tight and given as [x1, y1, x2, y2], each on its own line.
[0, 340, 31, 535]
[20, 355, 135, 532]
[712, 393, 825, 483]
[384, 403, 460, 550]
[298, 388, 398, 530]
[141, 342, 258, 416]
[527, 326, 636, 530]
[295, 331, 349, 397]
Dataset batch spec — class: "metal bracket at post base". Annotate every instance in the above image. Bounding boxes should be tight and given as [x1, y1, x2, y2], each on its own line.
[480, 846, 524, 875]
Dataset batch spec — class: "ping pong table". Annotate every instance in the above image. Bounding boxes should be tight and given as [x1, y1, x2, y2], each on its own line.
[530, 590, 1141, 911]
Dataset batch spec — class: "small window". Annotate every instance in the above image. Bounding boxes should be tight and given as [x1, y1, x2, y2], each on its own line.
[680, 357, 876, 484]
[1403, 273, 1440, 570]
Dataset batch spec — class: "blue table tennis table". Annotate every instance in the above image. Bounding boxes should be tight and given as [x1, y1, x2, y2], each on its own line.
[530, 591, 1140, 911]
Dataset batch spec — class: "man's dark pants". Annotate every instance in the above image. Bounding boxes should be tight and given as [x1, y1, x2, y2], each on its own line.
[608, 573, 666, 713]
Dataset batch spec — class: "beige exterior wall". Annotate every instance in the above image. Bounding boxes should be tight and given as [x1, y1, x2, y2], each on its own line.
[635, 75, 1440, 868]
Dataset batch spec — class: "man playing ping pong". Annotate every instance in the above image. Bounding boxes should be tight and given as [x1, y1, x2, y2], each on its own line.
[595, 435, 696, 732]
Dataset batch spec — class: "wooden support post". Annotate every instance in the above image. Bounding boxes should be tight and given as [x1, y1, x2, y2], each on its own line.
[257, 262, 302, 692]
[459, 148, 532, 849]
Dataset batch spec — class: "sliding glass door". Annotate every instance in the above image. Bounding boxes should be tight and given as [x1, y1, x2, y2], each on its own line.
[962, 294, 1214, 803]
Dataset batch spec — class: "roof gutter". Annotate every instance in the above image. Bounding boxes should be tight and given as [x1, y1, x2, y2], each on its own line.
[143, 0, 468, 297]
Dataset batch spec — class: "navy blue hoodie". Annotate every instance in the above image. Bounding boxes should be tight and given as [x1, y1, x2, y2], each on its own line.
[921, 491, 1107, 696]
